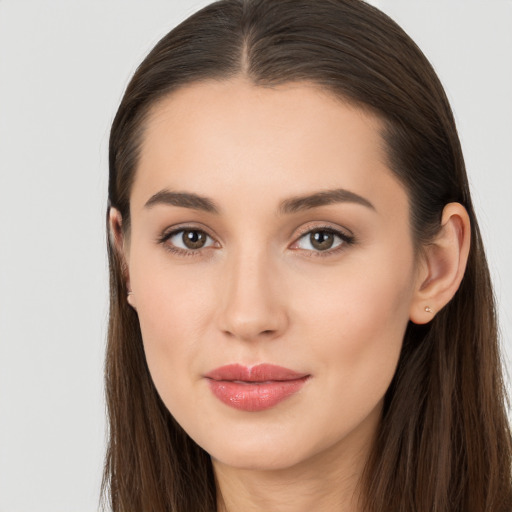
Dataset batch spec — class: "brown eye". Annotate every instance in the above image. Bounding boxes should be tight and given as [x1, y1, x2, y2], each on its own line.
[310, 231, 335, 251]
[182, 229, 208, 249]
[163, 228, 216, 253]
[293, 227, 352, 254]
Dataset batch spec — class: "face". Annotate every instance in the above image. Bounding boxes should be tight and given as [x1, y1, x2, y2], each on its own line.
[120, 78, 422, 472]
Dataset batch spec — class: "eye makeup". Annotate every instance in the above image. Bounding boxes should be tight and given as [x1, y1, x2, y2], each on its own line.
[156, 222, 356, 259]
[290, 224, 355, 258]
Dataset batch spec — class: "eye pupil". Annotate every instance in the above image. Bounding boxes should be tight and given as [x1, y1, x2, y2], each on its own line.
[183, 230, 206, 249]
[311, 231, 334, 250]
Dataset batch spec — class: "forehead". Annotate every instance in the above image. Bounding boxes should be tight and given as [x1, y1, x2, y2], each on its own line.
[131, 77, 408, 219]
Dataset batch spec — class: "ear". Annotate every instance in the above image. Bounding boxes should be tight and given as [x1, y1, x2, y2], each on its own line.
[108, 207, 136, 309]
[409, 202, 471, 324]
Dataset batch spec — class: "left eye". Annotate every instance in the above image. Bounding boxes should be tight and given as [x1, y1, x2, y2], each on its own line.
[294, 229, 346, 252]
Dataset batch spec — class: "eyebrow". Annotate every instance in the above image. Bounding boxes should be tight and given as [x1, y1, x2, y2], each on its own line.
[144, 188, 375, 214]
[145, 190, 220, 213]
[278, 188, 375, 214]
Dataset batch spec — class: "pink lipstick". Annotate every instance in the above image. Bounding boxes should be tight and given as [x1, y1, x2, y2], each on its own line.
[204, 363, 310, 412]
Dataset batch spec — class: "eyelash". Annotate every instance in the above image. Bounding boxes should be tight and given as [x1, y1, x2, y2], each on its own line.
[157, 224, 355, 258]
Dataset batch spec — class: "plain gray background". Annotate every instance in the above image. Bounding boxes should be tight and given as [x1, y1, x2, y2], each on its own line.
[0, 1, 511, 510]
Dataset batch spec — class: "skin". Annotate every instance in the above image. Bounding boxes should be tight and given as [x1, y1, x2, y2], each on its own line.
[110, 77, 470, 512]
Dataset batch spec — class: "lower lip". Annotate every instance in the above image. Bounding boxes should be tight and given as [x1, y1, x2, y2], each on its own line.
[207, 377, 309, 412]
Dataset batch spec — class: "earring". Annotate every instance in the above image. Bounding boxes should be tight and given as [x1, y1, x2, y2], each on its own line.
[424, 306, 433, 313]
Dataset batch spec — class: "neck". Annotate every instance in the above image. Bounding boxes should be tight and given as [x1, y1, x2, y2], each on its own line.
[215, 466, 362, 512]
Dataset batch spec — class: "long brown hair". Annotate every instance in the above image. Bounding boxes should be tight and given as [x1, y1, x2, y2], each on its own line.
[103, 1, 512, 510]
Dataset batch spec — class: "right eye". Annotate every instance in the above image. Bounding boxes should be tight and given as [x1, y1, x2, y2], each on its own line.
[160, 228, 217, 255]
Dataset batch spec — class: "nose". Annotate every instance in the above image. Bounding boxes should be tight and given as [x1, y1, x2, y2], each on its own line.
[216, 248, 289, 342]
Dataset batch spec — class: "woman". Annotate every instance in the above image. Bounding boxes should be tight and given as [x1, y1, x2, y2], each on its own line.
[103, 0, 512, 510]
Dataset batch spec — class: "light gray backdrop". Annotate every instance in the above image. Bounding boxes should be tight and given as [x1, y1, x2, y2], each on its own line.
[0, 1, 511, 511]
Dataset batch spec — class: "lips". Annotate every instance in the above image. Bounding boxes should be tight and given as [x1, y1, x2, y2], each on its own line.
[204, 363, 310, 412]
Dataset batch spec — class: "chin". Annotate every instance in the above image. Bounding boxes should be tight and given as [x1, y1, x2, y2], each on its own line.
[210, 444, 308, 472]
[194, 424, 328, 472]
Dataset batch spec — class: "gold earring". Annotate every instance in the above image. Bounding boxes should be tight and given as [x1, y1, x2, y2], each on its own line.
[424, 306, 433, 313]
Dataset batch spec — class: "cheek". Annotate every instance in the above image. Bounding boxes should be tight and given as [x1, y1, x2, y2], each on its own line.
[294, 255, 414, 406]
[136, 272, 210, 337]
[129, 253, 218, 387]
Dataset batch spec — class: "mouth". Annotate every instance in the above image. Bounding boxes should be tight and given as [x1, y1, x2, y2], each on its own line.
[204, 363, 310, 412]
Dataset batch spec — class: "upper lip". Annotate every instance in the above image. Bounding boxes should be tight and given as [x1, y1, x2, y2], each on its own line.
[204, 363, 309, 382]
